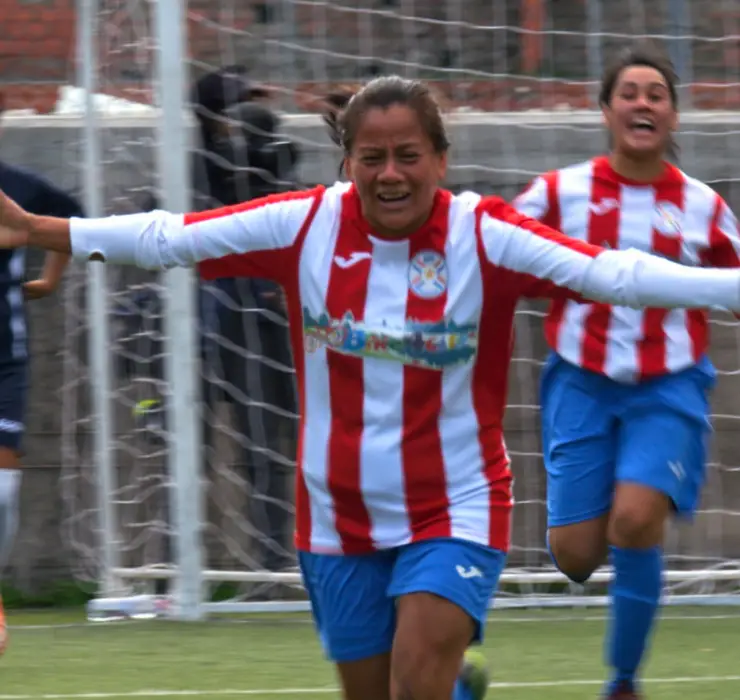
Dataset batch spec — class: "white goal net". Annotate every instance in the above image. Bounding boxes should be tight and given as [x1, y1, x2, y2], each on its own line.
[55, 0, 740, 617]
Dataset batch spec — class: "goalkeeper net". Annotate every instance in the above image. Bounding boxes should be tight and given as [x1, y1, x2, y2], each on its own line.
[56, 0, 740, 616]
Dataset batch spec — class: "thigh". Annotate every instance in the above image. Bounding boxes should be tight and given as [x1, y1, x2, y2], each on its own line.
[618, 372, 711, 517]
[388, 538, 506, 644]
[388, 539, 504, 700]
[0, 362, 27, 454]
[540, 354, 617, 527]
[298, 549, 397, 664]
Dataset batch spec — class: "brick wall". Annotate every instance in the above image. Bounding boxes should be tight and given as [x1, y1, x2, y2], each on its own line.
[2, 0, 740, 114]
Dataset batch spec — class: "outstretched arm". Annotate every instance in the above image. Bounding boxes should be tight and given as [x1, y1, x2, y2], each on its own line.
[1, 187, 324, 284]
[24, 184, 85, 299]
[479, 197, 740, 311]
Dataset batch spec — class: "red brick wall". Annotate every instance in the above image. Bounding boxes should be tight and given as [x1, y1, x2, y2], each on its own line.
[2, 0, 740, 114]
[0, 0, 76, 112]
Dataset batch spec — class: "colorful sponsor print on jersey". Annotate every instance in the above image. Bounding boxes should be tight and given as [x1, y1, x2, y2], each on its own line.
[303, 308, 477, 370]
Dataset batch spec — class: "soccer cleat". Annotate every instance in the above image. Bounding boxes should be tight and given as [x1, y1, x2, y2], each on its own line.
[458, 648, 490, 700]
[0, 594, 6, 656]
[605, 680, 641, 699]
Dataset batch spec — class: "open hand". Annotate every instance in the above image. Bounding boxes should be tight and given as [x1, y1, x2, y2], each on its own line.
[23, 278, 57, 300]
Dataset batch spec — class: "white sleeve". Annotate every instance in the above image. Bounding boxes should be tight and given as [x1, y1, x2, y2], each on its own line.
[481, 209, 740, 311]
[511, 175, 551, 221]
[69, 189, 321, 270]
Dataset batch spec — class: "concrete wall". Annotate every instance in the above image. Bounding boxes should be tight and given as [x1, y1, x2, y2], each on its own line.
[3, 112, 740, 591]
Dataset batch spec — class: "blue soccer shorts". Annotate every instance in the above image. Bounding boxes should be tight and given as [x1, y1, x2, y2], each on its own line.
[540, 352, 714, 527]
[298, 538, 507, 663]
[0, 361, 27, 452]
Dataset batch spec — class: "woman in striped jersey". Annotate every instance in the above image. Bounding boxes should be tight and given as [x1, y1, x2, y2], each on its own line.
[1, 74, 740, 699]
[513, 43, 738, 699]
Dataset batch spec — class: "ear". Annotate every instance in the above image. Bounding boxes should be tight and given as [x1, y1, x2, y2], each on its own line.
[670, 109, 679, 133]
[343, 156, 353, 180]
[436, 151, 448, 182]
[601, 104, 612, 130]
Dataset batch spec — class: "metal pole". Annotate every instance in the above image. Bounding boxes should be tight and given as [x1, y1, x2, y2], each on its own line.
[78, 0, 120, 598]
[152, 0, 204, 621]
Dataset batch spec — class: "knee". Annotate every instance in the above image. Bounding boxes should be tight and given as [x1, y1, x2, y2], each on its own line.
[548, 527, 606, 583]
[392, 642, 454, 700]
[391, 594, 472, 700]
[608, 483, 670, 549]
[608, 503, 664, 549]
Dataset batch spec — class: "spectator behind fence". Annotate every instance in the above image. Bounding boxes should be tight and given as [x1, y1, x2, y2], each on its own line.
[123, 67, 300, 580]
[192, 69, 300, 575]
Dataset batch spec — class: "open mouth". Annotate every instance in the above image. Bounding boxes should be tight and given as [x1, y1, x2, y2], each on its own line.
[377, 192, 411, 203]
[629, 118, 656, 134]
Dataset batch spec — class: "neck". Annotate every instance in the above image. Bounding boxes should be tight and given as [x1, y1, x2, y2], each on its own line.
[609, 151, 666, 183]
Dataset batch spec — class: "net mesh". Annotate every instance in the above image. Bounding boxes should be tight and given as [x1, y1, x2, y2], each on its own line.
[57, 0, 740, 608]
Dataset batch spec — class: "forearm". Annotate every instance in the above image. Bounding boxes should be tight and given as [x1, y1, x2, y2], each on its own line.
[583, 248, 740, 310]
[29, 211, 186, 269]
[27, 214, 72, 254]
[40, 250, 71, 285]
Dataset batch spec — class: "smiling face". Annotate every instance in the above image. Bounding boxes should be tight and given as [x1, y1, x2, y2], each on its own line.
[344, 104, 447, 238]
[602, 64, 678, 162]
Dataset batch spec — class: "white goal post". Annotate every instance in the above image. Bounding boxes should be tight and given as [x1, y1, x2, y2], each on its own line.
[59, 0, 740, 620]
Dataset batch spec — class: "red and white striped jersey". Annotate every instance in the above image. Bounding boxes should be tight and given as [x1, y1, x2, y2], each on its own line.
[513, 155, 740, 382]
[69, 182, 740, 554]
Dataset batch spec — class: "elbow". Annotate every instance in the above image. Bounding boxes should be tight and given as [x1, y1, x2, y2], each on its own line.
[580, 250, 642, 307]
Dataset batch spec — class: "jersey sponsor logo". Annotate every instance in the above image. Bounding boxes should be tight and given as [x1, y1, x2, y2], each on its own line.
[652, 201, 683, 236]
[408, 250, 448, 299]
[303, 308, 477, 370]
[334, 252, 372, 268]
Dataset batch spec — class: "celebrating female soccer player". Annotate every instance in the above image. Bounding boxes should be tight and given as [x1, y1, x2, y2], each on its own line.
[513, 43, 739, 699]
[1, 75, 740, 699]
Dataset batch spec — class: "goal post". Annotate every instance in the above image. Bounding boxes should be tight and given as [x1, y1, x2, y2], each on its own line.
[61, 0, 740, 620]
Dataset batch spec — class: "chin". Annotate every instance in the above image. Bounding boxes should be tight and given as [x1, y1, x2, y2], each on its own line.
[622, 136, 666, 158]
[377, 216, 416, 237]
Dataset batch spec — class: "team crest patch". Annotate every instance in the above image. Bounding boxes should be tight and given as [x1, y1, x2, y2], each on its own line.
[652, 201, 683, 235]
[408, 250, 448, 299]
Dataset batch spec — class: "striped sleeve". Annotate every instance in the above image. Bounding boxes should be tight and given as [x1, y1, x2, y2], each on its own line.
[478, 196, 740, 311]
[70, 186, 324, 284]
[511, 172, 560, 227]
[707, 195, 740, 269]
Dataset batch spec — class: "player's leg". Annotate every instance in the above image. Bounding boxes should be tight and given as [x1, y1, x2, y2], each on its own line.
[298, 549, 396, 700]
[604, 367, 712, 698]
[388, 538, 506, 700]
[540, 354, 617, 582]
[0, 361, 27, 656]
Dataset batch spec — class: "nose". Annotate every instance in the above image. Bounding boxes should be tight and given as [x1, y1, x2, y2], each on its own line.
[378, 157, 403, 181]
[634, 93, 653, 110]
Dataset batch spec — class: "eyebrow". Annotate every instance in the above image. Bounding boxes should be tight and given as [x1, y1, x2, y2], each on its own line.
[357, 142, 421, 152]
[619, 81, 669, 90]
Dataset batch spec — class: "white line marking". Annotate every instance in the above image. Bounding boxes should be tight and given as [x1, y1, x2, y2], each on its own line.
[9, 611, 740, 631]
[1, 676, 740, 699]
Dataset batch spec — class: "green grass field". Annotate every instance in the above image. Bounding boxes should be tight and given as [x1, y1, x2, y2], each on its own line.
[2, 608, 739, 699]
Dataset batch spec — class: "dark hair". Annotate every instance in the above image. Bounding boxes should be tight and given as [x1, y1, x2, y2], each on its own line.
[323, 76, 450, 157]
[599, 42, 679, 159]
[599, 42, 678, 108]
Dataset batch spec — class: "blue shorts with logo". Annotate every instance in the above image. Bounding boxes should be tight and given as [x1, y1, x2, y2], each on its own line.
[298, 538, 507, 663]
[540, 352, 715, 527]
[0, 361, 27, 452]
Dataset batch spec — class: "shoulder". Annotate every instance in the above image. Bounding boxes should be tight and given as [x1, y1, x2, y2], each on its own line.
[671, 165, 722, 205]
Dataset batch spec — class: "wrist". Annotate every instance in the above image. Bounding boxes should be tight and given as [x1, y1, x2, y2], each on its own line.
[25, 213, 41, 247]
